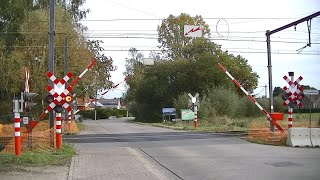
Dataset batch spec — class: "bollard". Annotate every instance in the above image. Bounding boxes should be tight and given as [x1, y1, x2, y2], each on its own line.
[56, 113, 62, 150]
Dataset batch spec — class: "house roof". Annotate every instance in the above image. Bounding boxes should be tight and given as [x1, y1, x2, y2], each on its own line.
[97, 99, 120, 106]
[91, 101, 104, 107]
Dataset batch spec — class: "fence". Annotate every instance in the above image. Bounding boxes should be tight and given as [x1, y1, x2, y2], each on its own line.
[0, 120, 79, 154]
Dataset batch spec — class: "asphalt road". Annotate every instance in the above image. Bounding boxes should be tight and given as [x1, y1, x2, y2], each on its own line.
[64, 118, 320, 180]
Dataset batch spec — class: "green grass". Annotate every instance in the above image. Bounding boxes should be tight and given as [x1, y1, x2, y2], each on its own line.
[146, 117, 251, 132]
[135, 113, 320, 146]
[0, 144, 76, 172]
[76, 121, 86, 131]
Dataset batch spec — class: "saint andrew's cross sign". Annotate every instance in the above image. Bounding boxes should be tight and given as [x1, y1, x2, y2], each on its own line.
[48, 72, 73, 110]
[39, 59, 96, 120]
[282, 75, 303, 107]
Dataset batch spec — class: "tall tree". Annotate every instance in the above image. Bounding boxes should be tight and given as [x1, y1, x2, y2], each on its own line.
[125, 14, 259, 122]
[273, 87, 283, 97]
[0, 4, 114, 115]
[0, 0, 28, 52]
[157, 13, 211, 59]
[123, 48, 144, 102]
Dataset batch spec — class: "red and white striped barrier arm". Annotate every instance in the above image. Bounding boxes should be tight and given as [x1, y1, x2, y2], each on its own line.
[73, 78, 126, 114]
[217, 63, 283, 132]
[24, 67, 30, 110]
[69, 58, 96, 88]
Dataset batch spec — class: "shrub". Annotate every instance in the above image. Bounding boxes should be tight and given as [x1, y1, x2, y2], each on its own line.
[199, 87, 242, 118]
[173, 93, 190, 118]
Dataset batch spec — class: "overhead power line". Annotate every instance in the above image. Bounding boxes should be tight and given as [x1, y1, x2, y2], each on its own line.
[79, 17, 320, 21]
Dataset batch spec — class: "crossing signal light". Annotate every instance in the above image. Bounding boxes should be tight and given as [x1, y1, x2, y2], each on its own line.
[281, 93, 290, 101]
[45, 94, 54, 104]
[289, 102, 297, 108]
[297, 93, 304, 102]
[65, 95, 72, 103]
[54, 105, 63, 113]
[24, 92, 38, 112]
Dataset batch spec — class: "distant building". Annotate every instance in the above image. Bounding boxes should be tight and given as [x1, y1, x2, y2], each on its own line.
[76, 96, 91, 111]
[75, 96, 122, 110]
[96, 98, 121, 109]
[300, 90, 320, 109]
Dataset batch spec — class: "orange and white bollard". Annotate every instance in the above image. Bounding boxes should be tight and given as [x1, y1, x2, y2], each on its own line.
[13, 99, 21, 156]
[194, 105, 198, 128]
[56, 113, 62, 150]
[14, 112, 21, 156]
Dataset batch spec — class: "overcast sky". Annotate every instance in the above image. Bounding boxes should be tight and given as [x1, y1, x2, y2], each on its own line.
[80, 0, 320, 99]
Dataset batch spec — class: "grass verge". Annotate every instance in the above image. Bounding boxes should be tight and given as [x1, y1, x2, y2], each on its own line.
[132, 113, 320, 146]
[76, 121, 86, 131]
[0, 144, 76, 172]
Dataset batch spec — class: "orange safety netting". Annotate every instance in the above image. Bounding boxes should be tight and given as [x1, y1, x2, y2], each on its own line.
[0, 120, 79, 154]
[248, 121, 288, 145]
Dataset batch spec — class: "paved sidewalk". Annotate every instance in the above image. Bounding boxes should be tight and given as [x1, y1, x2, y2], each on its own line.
[68, 146, 170, 180]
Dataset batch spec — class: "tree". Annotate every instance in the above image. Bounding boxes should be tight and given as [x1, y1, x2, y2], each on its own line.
[273, 87, 283, 97]
[0, 4, 114, 115]
[157, 13, 211, 59]
[123, 48, 144, 103]
[0, 0, 28, 52]
[124, 14, 259, 122]
[300, 85, 317, 90]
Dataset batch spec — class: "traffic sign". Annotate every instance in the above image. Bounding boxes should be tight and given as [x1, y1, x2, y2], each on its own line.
[23, 117, 29, 125]
[188, 93, 199, 103]
[184, 25, 202, 37]
[40, 59, 96, 120]
[282, 75, 303, 107]
[304, 90, 319, 95]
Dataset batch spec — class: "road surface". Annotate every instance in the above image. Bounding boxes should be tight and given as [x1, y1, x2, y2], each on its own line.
[64, 118, 320, 180]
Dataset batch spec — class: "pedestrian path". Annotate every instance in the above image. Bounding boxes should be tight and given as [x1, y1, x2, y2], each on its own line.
[67, 146, 170, 180]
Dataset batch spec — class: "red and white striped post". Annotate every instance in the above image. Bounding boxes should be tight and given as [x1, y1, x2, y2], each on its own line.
[217, 63, 284, 132]
[67, 111, 72, 130]
[283, 73, 303, 129]
[188, 93, 199, 129]
[288, 108, 293, 129]
[194, 105, 198, 128]
[56, 113, 62, 150]
[289, 73, 294, 129]
[13, 99, 21, 156]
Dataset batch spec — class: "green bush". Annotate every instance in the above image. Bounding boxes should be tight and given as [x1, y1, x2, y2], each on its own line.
[173, 87, 274, 121]
[0, 115, 13, 124]
[115, 109, 127, 118]
[198, 87, 242, 119]
[173, 93, 190, 118]
[129, 102, 162, 122]
[274, 96, 286, 112]
[79, 110, 93, 119]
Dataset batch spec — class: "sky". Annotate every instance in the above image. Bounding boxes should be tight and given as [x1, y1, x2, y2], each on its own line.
[80, 0, 320, 99]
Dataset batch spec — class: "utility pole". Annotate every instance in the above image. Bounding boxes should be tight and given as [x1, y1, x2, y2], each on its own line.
[266, 31, 274, 131]
[48, 0, 55, 147]
[265, 11, 320, 132]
